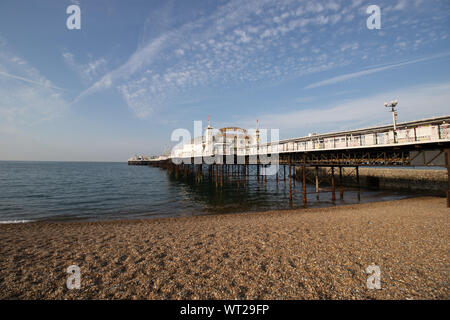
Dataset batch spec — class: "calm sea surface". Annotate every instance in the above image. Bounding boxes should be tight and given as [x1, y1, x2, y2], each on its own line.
[0, 161, 418, 223]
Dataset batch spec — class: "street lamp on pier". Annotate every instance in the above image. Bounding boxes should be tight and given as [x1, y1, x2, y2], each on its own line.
[385, 100, 399, 143]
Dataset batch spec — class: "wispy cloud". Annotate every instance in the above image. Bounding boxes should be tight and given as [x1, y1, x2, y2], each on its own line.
[241, 82, 450, 135]
[62, 52, 108, 84]
[304, 53, 450, 89]
[73, 0, 449, 118]
[0, 38, 70, 126]
[0, 70, 67, 91]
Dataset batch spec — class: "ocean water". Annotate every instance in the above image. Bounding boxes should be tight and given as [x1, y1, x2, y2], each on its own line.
[0, 161, 414, 223]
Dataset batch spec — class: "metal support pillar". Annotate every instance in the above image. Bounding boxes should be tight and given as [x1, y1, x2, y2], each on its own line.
[445, 149, 450, 208]
[289, 159, 292, 203]
[293, 166, 296, 187]
[303, 164, 307, 205]
[264, 165, 267, 185]
[356, 166, 360, 202]
[331, 167, 336, 202]
[215, 164, 218, 188]
[315, 166, 319, 200]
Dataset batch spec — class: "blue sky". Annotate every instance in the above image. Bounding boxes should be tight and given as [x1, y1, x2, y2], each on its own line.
[0, 0, 449, 161]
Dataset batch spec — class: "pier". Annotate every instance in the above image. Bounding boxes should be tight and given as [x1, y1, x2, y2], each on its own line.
[132, 115, 450, 207]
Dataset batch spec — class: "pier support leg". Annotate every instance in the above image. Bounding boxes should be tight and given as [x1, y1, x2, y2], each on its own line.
[239, 164, 242, 186]
[289, 160, 292, 203]
[303, 165, 307, 205]
[445, 149, 450, 208]
[221, 163, 224, 187]
[293, 166, 296, 187]
[224, 164, 227, 183]
[339, 167, 344, 200]
[331, 167, 336, 202]
[246, 164, 249, 181]
[356, 166, 360, 202]
[315, 166, 319, 200]
[197, 164, 202, 182]
[215, 164, 218, 189]
[276, 168, 279, 184]
[257, 164, 260, 183]
[237, 164, 240, 187]
[284, 165, 286, 183]
[264, 165, 267, 185]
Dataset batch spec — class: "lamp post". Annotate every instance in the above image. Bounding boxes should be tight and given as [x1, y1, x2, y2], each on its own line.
[384, 100, 399, 143]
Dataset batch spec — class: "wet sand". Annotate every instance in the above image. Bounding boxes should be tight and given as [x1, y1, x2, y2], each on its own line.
[0, 197, 448, 300]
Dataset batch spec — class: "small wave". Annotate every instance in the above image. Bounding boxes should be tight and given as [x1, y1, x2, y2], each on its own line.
[0, 219, 34, 224]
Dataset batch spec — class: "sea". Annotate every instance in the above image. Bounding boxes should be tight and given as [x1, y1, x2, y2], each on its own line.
[0, 161, 430, 223]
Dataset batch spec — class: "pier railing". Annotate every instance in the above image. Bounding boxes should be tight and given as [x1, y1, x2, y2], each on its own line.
[170, 115, 450, 161]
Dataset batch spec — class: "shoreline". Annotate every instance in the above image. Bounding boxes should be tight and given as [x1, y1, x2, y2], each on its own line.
[1, 194, 444, 227]
[0, 192, 433, 225]
[0, 197, 448, 299]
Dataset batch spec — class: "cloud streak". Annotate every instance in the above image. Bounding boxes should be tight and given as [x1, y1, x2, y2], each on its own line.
[0, 39, 70, 126]
[304, 52, 450, 89]
[0, 70, 67, 91]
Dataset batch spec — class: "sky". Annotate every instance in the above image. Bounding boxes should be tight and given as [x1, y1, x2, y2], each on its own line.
[0, 0, 449, 161]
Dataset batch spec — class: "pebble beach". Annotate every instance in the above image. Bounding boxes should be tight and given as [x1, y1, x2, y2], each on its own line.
[0, 197, 448, 300]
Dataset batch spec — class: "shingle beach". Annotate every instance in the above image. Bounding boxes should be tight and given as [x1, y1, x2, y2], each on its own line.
[0, 197, 448, 299]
